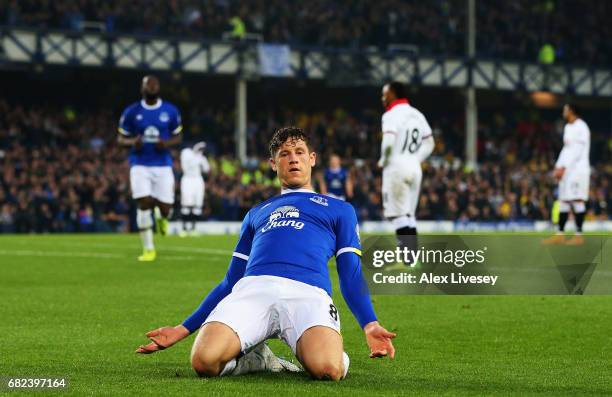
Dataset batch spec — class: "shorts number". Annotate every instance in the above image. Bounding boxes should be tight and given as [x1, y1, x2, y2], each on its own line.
[329, 304, 338, 321]
[402, 128, 421, 153]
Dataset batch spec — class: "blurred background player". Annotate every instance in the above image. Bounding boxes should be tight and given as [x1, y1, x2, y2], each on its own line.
[117, 75, 183, 261]
[317, 154, 353, 201]
[180, 141, 211, 236]
[543, 103, 591, 246]
[379, 82, 435, 268]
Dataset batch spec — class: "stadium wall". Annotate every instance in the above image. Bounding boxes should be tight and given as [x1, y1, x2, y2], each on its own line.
[169, 221, 612, 235]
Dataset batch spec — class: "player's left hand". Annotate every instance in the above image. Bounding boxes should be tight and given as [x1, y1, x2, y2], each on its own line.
[364, 321, 396, 359]
[553, 167, 565, 180]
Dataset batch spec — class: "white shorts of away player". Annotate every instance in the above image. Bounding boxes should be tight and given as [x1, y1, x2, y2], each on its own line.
[558, 169, 590, 202]
[382, 160, 423, 218]
[204, 275, 341, 354]
[180, 176, 204, 208]
[130, 165, 175, 204]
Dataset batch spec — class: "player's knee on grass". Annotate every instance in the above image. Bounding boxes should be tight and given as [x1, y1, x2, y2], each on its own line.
[297, 326, 345, 381]
[304, 357, 344, 381]
[190, 353, 224, 377]
[190, 342, 235, 377]
[190, 322, 241, 377]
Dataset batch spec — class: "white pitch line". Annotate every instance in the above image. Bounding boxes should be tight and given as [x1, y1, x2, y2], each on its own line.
[0, 249, 123, 259]
[0, 249, 228, 262]
[1, 240, 233, 256]
[158, 256, 198, 261]
[158, 246, 232, 255]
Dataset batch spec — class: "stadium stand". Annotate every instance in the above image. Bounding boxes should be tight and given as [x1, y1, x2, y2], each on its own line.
[0, 98, 609, 233]
[1, 0, 610, 65]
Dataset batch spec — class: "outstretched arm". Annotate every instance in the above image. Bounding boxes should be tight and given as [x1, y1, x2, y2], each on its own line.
[182, 256, 246, 332]
[337, 252, 396, 359]
[136, 256, 246, 354]
[137, 211, 254, 354]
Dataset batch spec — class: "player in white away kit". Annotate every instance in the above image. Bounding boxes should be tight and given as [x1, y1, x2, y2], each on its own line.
[543, 103, 590, 246]
[378, 82, 434, 267]
[180, 142, 210, 236]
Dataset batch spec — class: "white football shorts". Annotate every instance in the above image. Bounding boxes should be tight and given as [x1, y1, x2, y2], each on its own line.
[559, 169, 590, 201]
[204, 275, 341, 354]
[382, 161, 422, 218]
[130, 165, 175, 204]
[180, 176, 205, 208]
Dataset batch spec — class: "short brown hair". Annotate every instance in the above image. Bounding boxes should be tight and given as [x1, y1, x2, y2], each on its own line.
[268, 126, 313, 158]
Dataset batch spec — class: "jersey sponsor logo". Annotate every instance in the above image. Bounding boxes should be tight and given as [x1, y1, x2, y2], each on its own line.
[159, 112, 170, 122]
[309, 196, 329, 206]
[261, 205, 304, 233]
[136, 114, 143, 121]
[143, 126, 160, 143]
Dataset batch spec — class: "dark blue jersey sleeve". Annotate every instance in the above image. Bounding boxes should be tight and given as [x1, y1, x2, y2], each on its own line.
[169, 106, 183, 135]
[335, 203, 362, 257]
[182, 255, 246, 333]
[335, 204, 377, 328]
[118, 106, 135, 136]
[181, 212, 253, 333]
[336, 251, 377, 328]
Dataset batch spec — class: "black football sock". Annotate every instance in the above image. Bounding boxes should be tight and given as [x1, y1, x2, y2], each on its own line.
[574, 212, 585, 233]
[182, 210, 192, 232]
[396, 226, 417, 266]
[558, 212, 569, 232]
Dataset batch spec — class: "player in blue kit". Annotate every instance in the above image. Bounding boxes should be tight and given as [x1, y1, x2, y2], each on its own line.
[118, 75, 182, 261]
[317, 154, 353, 201]
[136, 127, 396, 380]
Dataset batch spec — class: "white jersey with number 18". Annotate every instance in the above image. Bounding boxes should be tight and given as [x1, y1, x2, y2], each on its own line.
[381, 102, 433, 167]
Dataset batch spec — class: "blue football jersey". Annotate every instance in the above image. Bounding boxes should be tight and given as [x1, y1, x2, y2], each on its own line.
[118, 99, 182, 167]
[233, 190, 361, 296]
[324, 167, 348, 199]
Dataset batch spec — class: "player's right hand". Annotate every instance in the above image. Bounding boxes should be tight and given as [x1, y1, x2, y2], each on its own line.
[133, 135, 143, 150]
[135, 325, 190, 354]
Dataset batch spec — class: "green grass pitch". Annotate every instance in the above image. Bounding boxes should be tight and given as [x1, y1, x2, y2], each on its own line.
[0, 234, 610, 396]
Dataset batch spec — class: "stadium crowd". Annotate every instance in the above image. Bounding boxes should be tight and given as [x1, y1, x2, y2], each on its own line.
[1, 0, 611, 66]
[0, 98, 610, 233]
